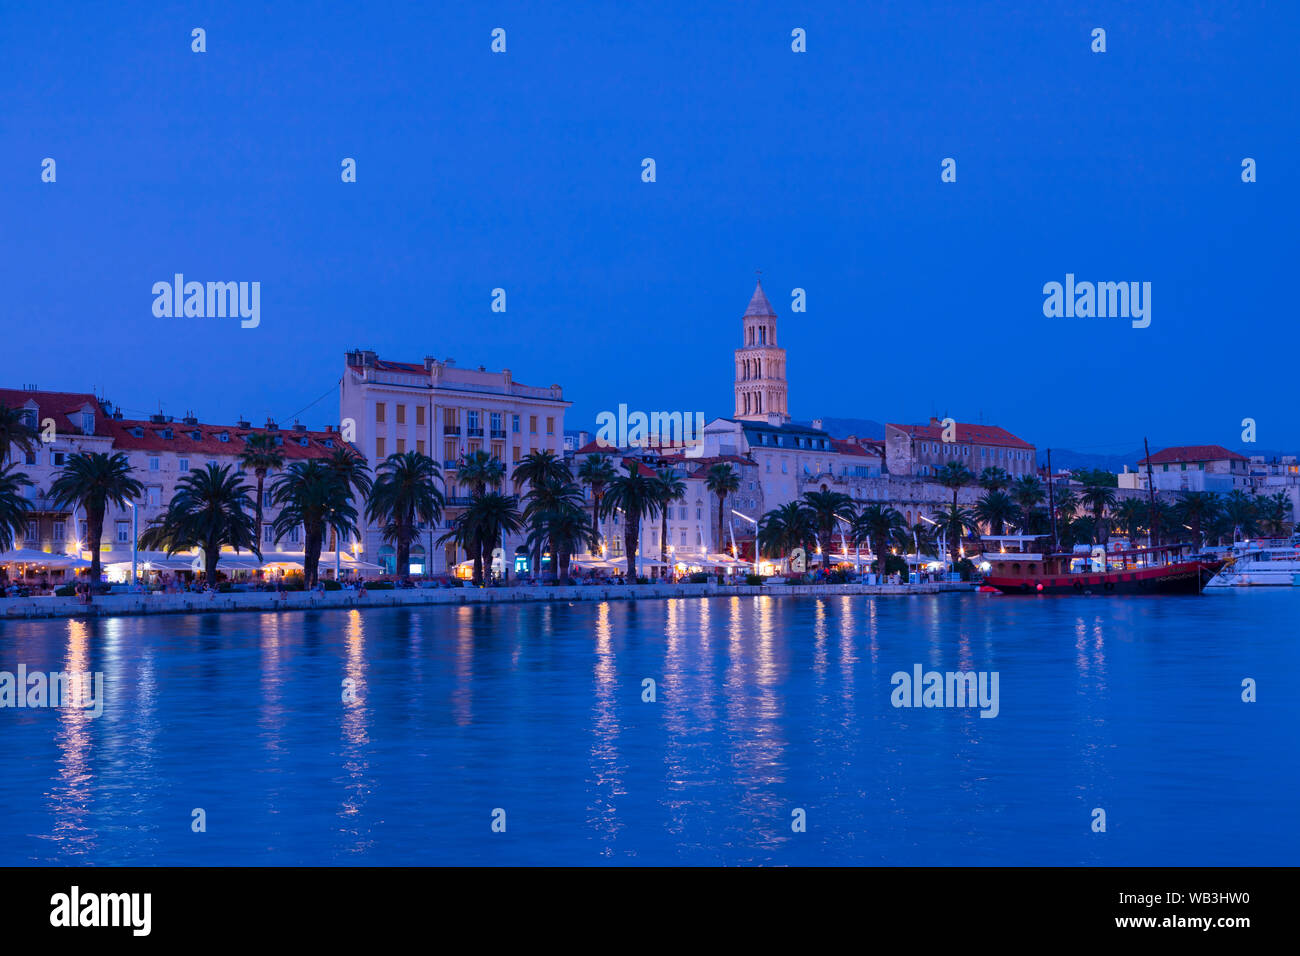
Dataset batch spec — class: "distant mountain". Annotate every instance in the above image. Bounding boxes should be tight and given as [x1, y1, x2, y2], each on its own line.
[800, 417, 886, 439]
[1039, 446, 1297, 473]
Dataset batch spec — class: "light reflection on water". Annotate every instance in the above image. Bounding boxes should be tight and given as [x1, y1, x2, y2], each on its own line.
[1, 591, 1297, 865]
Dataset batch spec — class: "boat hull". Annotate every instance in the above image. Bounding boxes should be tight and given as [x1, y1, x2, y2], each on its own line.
[985, 560, 1221, 596]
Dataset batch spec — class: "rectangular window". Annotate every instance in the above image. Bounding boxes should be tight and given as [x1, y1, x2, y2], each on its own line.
[467, 411, 479, 430]
[396, 404, 406, 425]
[376, 437, 386, 459]
[24, 451, 36, 465]
[287, 526, 301, 544]
[512, 446, 521, 462]
[149, 457, 160, 471]
[26, 520, 39, 542]
[512, 415, 520, 433]
[396, 438, 406, 454]
[82, 412, 95, 435]
[376, 403, 386, 423]
[148, 487, 161, 506]
[78, 520, 88, 541]
[53, 520, 65, 543]
[264, 524, 275, 544]
[116, 521, 130, 543]
[490, 412, 502, 432]
[263, 490, 273, 507]
[52, 451, 66, 466]
[416, 440, 425, 455]
[416, 405, 426, 427]
[529, 416, 537, 434]
[179, 458, 190, 472]
[546, 417, 554, 435]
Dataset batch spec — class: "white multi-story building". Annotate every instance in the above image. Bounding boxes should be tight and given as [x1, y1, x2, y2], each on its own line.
[1, 386, 340, 566]
[340, 350, 569, 575]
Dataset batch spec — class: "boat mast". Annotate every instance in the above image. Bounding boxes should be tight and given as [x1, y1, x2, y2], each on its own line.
[1144, 436, 1159, 547]
[1046, 448, 1058, 553]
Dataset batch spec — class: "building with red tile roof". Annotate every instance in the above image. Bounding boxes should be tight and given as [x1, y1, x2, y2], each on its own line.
[885, 417, 1037, 478]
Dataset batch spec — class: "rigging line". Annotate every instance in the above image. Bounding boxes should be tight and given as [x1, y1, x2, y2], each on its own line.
[280, 382, 340, 428]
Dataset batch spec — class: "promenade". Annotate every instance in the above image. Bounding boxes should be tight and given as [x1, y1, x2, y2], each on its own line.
[0, 580, 973, 621]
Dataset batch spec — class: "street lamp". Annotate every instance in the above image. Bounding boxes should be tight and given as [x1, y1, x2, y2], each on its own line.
[731, 508, 759, 575]
[833, 511, 858, 577]
[125, 500, 139, 591]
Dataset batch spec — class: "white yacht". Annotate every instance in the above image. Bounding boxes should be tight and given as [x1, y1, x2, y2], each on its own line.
[1205, 533, 1300, 588]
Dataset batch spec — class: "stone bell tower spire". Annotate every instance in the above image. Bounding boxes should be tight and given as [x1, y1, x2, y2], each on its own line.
[733, 277, 789, 422]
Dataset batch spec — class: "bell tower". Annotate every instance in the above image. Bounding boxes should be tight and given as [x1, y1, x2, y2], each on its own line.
[733, 278, 789, 422]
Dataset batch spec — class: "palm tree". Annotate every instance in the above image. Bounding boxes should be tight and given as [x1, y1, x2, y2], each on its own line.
[521, 478, 586, 582]
[238, 432, 285, 545]
[1114, 498, 1147, 543]
[513, 451, 572, 576]
[703, 462, 741, 557]
[1256, 492, 1292, 537]
[0, 464, 33, 551]
[932, 505, 978, 565]
[974, 489, 1020, 536]
[933, 462, 975, 562]
[852, 503, 905, 574]
[268, 460, 360, 586]
[600, 461, 661, 580]
[801, 489, 854, 567]
[366, 451, 444, 581]
[654, 467, 687, 568]
[49, 452, 145, 584]
[450, 491, 524, 585]
[1222, 490, 1258, 542]
[1079, 473, 1118, 544]
[577, 454, 617, 553]
[1011, 474, 1045, 515]
[758, 501, 814, 572]
[138, 463, 258, 582]
[522, 494, 591, 581]
[978, 466, 1012, 493]
[1175, 491, 1219, 547]
[0, 402, 37, 465]
[459, 449, 507, 497]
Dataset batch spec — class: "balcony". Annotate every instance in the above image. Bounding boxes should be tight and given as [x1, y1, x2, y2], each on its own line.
[443, 425, 461, 435]
[443, 459, 459, 469]
[467, 428, 484, 438]
[490, 429, 507, 439]
[445, 496, 473, 507]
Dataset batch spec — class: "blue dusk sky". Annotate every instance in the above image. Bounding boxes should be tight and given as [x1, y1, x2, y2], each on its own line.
[2, 1, 1294, 455]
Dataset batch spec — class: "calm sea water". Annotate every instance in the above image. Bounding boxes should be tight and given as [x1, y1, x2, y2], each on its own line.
[1, 592, 1296, 866]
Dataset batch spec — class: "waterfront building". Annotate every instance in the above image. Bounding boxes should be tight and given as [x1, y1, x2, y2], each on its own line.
[0, 387, 116, 556]
[340, 350, 569, 575]
[0, 386, 340, 567]
[1134, 444, 1250, 493]
[103, 413, 339, 562]
[885, 418, 1037, 478]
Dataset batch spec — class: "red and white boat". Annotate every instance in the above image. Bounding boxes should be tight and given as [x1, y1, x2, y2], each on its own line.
[979, 535, 1223, 596]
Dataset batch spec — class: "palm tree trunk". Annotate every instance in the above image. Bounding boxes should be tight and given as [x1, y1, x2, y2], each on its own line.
[660, 509, 668, 569]
[626, 524, 638, 580]
[88, 504, 105, 585]
[305, 526, 322, 587]
[591, 490, 602, 553]
[481, 532, 494, 585]
[397, 522, 411, 582]
[254, 470, 266, 547]
[716, 494, 725, 556]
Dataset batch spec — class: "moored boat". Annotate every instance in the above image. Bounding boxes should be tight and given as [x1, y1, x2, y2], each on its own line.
[1205, 532, 1300, 588]
[979, 535, 1223, 595]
